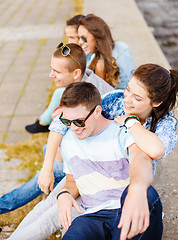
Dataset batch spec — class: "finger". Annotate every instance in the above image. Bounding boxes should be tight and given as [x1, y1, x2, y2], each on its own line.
[66, 208, 72, 228]
[60, 210, 68, 231]
[119, 220, 130, 240]
[50, 182, 54, 192]
[141, 214, 150, 233]
[114, 117, 119, 122]
[127, 216, 139, 239]
[73, 200, 83, 214]
[43, 186, 49, 195]
[118, 213, 124, 229]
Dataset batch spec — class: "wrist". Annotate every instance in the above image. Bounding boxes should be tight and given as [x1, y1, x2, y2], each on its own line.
[124, 115, 140, 129]
[56, 190, 70, 199]
[129, 183, 148, 192]
[42, 166, 53, 174]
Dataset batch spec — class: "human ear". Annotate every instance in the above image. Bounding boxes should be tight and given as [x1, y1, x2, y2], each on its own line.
[73, 68, 82, 80]
[153, 101, 163, 108]
[95, 105, 102, 117]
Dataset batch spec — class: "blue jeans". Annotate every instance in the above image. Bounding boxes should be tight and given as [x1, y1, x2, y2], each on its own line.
[0, 161, 65, 214]
[62, 186, 163, 240]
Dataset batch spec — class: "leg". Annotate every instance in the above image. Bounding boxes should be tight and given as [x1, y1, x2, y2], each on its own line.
[8, 177, 80, 240]
[112, 185, 163, 240]
[0, 161, 65, 214]
[62, 211, 113, 240]
[0, 171, 42, 214]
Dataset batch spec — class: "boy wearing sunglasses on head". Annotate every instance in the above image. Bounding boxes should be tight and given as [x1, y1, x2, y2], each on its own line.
[8, 82, 162, 240]
[0, 43, 114, 216]
[25, 14, 85, 134]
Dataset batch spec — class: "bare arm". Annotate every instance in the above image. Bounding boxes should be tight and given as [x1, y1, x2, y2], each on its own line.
[118, 143, 153, 240]
[57, 174, 83, 230]
[95, 60, 105, 80]
[115, 115, 165, 160]
[38, 131, 63, 194]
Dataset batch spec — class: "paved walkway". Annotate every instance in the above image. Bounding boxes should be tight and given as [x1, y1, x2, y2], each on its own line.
[0, 0, 177, 239]
[0, 0, 77, 143]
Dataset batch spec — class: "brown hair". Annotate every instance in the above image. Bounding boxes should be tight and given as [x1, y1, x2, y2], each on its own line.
[133, 63, 178, 132]
[79, 14, 119, 87]
[60, 82, 101, 110]
[53, 43, 86, 77]
[66, 14, 85, 27]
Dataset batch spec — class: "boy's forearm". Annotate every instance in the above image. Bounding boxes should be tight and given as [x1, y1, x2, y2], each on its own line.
[129, 144, 153, 190]
[58, 174, 79, 199]
[42, 131, 63, 171]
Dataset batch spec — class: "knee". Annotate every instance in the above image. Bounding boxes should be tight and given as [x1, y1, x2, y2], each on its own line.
[62, 226, 86, 240]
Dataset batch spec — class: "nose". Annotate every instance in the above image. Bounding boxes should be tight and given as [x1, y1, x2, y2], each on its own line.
[49, 70, 55, 78]
[70, 122, 80, 131]
[78, 38, 83, 46]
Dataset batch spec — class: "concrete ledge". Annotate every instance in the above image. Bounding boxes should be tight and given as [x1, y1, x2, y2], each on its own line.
[83, 0, 177, 239]
[83, 0, 170, 68]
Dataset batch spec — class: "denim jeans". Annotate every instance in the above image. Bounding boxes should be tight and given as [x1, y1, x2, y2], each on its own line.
[0, 161, 65, 214]
[62, 186, 163, 240]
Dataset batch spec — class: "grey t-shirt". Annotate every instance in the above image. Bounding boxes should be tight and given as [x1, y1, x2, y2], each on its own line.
[82, 69, 114, 95]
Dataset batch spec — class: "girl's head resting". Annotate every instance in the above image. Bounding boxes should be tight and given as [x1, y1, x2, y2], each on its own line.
[77, 14, 114, 55]
[124, 63, 178, 131]
[78, 14, 119, 87]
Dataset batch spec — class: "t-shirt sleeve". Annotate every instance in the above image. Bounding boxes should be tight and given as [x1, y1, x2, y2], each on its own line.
[154, 113, 178, 160]
[118, 127, 135, 157]
[49, 115, 69, 135]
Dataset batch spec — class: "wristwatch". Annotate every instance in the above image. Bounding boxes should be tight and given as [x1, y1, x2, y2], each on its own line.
[124, 115, 140, 129]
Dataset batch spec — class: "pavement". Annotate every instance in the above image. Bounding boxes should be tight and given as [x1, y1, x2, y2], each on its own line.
[0, 0, 177, 239]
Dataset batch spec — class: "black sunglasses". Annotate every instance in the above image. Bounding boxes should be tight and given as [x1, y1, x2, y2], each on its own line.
[57, 42, 80, 66]
[59, 105, 97, 127]
[77, 36, 87, 43]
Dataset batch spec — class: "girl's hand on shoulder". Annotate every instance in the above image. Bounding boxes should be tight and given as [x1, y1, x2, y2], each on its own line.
[52, 106, 63, 120]
[114, 114, 130, 125]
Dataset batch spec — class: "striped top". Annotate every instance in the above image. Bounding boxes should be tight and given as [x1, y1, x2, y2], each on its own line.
[60, 121, 135, 214]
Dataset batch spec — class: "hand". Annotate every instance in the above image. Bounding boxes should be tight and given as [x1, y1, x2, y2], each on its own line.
[52, 106, 63, 119]
[58, 192, 83, 231]
[118, 184, 150, 240]
[114, 114, 130, 126]
[38, 168, 54, 194]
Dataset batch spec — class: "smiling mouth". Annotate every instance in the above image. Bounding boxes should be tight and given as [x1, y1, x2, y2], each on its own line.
[74, 128, 85, 135]
[82, 46, 87, 50]
[124, 103, 133, 109]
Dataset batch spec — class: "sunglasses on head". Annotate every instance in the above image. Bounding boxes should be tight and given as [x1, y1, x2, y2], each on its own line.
[77, 35, 87, 43]
[59, 105, 97, 127]
[57, 42, 80, 66]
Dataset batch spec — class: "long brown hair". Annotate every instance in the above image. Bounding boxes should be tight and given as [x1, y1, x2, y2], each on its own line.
[79, 14, 119, 87]
[133, 64, 178, 132]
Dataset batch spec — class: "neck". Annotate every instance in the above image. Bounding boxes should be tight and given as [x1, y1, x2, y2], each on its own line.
[92, 116, 112, 135]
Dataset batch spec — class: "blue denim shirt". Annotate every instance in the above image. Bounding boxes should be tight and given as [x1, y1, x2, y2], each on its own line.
[49, 90, 177, 175]
[86, 41, 135, 89]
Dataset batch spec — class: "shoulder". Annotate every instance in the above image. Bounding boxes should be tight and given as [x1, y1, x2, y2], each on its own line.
[101, 90, 125, 119]
[113, 41, 129, 55]
[156, 112, 177, 130]
[95, 61, 105, 79]
[84, 69, 114, 95]
[54, 87, 65, 94]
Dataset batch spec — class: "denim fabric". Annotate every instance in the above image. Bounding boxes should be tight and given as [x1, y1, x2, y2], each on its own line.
[62, 186, 163, 240]
[0, 161, 65, 214]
